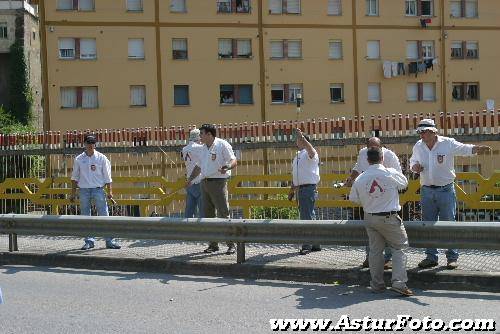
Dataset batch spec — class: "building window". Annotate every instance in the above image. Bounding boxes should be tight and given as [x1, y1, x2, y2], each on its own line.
[421, 41, 434, 59]
[330, 84, 344, 103]
[218, 39, 252, 59]
[60, 86, 98, 109]
[174, 85, 190, 105]
[452, 82, 479, 100]
[368, 83, 381, 102]
[450, 0, 478, 18]
[366, 0, 378, 16]
[217, 0, 250, 13]
[271, 84, 303, 103]
[422, 83, 435, 101]
[127, 0, 143, 12]
[328, 0, 342, 15]
[366, 40, 380, 59]
[328, 40, 342, 59]
[270, 40, 302, 59]
[269, 0, 301, 14]
[128, 38, 145, 59]
[78, 0, 95, 11]
[220, 85, 253, 104]
[172, 38, 188, 59]
[451, 41, 463, 58]
[58, 38, 76, 59]
[80, 38, 97, 59]
[407, 83, 435, 101]
[130, 85, 146, 106]
[405, 0, 417, 16]
[407, 83, 418, 102]
[406, 41, 418, 59]
[0, 23, 7, 39]
[465, 41, 478, 58]
[420, 0, 433, 16]
[57, 0, 74, 10]
[170, 0, 187, 12]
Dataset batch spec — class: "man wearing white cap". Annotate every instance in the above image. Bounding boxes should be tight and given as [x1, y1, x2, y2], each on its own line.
[182, 129, 205, 218]
[410, 119, 491, 269]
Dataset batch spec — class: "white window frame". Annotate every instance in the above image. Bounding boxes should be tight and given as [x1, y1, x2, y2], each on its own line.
[287, 40, 302, 59]
[270, 40, 284, 59]
[127, 0, 143, 12]
[450, 0, 462, 17]
[58, 38, 76, 59]
[407, 83, 418, 102]
[405, 0, 417, 16]
[82, 86, 98, 109]
[420, 0, 433, 16]
[465, 0, 478, 18]
[128, 38, 145, 59]
[80, 38, 97, 59]
[368, 83, 381, 102]
[286, 0, 301, 14]
[330, 83, 344, 103]
[329, 40, 343, 59]
[366, 0, 378, 16]
[422, 83, 435, 101]
[271, 84, 285, 103]
[406, 41, 418, 60]
[236, 39, 252, 58]
[218, 38, 233, 58]
[366, 40, 380, 60]
[172, 38, 188, 59]
[130, 85, 147, 107]
[60, 87, 77, 108]
[170, 0, 187, 13]
[78, 0, 95, 11]
[421, 41, 434, 60]
[328, 0, 342, 15]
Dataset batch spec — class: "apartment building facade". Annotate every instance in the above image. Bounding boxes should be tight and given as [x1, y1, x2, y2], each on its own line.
[0, 0, 43, 129]
[37, 0, 500, 131]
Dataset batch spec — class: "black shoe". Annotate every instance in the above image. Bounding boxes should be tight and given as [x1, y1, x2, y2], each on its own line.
[418, 258, 438, 269]
[299, 248, 311, 255]
[362, 258, 369, 268]
[106, 242, 121, 249]
[204, 246, 219, 253]
[81, 242, 94, 250]
[225, 246, 236, 255]
[311, 247, 322, 252]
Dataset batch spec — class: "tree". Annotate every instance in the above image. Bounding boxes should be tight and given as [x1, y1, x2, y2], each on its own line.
[7, 40, 33, 125]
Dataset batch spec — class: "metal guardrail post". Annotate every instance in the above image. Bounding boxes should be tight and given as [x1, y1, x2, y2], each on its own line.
[237, 242, 245, 263]
[8, 233, 18, 252]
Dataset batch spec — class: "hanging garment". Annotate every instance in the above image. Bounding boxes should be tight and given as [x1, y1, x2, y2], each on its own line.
[383, 61, 392, 78]
[391, 62, 399, 77]
[397, 62, 406, 75]
[425, 59, 434, 72]
[408, 62, 418, 77]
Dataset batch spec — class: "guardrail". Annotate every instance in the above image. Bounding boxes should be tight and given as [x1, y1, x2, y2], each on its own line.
[1, 214, 499, 264]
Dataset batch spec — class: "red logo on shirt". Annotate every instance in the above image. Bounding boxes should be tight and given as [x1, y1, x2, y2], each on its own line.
[369, 180, 384, 194]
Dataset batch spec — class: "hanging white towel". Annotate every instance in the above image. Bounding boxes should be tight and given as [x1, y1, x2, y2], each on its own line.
[391, 62, 399, 77]
[383, 61, 392, 79]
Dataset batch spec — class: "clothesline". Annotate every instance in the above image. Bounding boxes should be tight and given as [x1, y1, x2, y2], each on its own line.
[383, 58, 439, 78]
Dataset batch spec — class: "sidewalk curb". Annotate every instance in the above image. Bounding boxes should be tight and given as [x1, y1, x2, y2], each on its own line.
[1, 252, 499, 292]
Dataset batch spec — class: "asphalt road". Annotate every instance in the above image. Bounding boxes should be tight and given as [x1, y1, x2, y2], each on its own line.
[0, 266, 499, 334]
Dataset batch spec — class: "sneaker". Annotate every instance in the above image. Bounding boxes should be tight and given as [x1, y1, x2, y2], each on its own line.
[446, 260, 458, 270]
[225, 246, 236, 255]
[81, 241, 94, 250]
[204, 246, 219, 253]
[299, 248, 311, 255]
[311, 246, 322, 252]
[390, 286, 414, 297]
[362, 258, 369, 268]
[384, 260, 392, 270]
[418, 258, 438, 269]
[106, 242, 121, 249]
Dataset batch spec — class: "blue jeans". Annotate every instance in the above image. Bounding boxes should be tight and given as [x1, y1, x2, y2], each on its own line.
[185, 183, 202, 218]
[298, 184, 319, 250]
[79, 187, 114, 244]
[420, 183, 458, 262]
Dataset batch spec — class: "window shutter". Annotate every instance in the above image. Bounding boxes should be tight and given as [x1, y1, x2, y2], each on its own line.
[283, 84, 289, 103]
[82, 87, 98, 108]
[231, 39, 237, 58]
[328, 0, 342, 15]
[76, 87, 83, 107]
[127, 0, 143, 11]
[422, 83, 435, 101]
[61, 87, 77, 108]
[269, 0, 282, 14]
[465, 0, 477, 18]
[57, 0, 74, 10]
[80, 38, 96, 59]
[79, 0, 94, 11]
[128, 39, 145, 59]
[74, 38, 80, 59]
[417, 83, 423, 101]
[406, 83, 418, 101]
[367, 41, 379, 59]
[368, 83, 380, 102]
[171, 0, 186, 12]
[287, 40, 301, 58]
[406, 41, 418, 59]
[287, 0, 300, 14]
[237, 39, 251, 57]
[219, 39, 232, 57]
[131, 86, 146, 106]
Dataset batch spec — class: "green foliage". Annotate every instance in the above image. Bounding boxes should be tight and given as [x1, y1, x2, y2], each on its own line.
[8, 40, 33, 125]
[250, 194, 299, 219]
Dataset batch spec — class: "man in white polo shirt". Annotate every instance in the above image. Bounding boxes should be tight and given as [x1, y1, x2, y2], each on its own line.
[70, 135, 120, 250]
[288, 128, 321, 255]
[186, 124, 237, 255]
[182, 129, 205, 218]
[410, 119, 490, 269]
[346, 137, 402, 269]
[349, 147, 413, 296]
